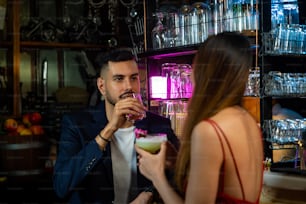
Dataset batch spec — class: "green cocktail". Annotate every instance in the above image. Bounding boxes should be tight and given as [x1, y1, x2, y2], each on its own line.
[136, 133, 167, 153]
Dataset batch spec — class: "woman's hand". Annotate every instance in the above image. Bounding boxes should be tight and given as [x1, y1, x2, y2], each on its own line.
[136, 143, 184, 204]
[135, 142, 167, 182]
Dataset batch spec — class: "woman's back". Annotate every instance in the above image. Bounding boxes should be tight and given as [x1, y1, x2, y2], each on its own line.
[213, 106, 263, 201]
[186, 106, 263, 203]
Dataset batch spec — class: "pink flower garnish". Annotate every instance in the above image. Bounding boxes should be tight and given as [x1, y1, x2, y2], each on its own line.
[135, 128, 147, 138]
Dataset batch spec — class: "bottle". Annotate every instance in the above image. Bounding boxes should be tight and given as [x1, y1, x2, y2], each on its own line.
[191, 2, 211, 43]
[178, 4, 192, 46]
[42, 59, 48, 103]
[283, 0, 299, 25]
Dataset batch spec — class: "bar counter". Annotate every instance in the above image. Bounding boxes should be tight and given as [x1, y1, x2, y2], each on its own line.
[260, 171, 306, 204]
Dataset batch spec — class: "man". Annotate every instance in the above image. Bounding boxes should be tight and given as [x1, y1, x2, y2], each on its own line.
[53, 48, 179, 204]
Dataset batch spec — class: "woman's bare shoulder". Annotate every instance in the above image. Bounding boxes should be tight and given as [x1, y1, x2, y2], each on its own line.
[191, 119, 224, 151]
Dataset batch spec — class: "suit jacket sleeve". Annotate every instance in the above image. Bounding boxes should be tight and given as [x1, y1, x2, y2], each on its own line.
[53, 113, 106, 198]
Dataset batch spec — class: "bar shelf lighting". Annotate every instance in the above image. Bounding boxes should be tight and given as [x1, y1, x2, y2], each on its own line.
[150, 76, 167, 99]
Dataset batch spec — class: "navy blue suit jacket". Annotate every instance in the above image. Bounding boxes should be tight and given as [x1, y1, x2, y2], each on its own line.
[53, 102, 179, 204]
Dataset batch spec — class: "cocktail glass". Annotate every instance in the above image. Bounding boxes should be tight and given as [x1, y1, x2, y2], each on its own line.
[136, 133, 167, 154]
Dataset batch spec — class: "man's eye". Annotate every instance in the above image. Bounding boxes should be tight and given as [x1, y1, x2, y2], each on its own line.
[131, 76, 139, 81]
[114, 77, 123, 81]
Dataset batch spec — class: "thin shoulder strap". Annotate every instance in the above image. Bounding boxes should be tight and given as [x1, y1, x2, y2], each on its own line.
[204, 119, 226, 190]
[205, 119, 246, 200]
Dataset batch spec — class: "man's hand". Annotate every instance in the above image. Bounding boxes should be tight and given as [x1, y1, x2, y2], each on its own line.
[110, 96, 147, 129]
[129, 191, 153, 204]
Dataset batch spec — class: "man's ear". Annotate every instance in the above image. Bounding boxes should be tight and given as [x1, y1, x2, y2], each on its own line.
[97, 77, 106, 96]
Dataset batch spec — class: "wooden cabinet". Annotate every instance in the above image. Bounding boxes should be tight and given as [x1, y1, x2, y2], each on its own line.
[0, 0, 20, 116]
[1, 0, 144, 117]
[242, 97, 260, 123]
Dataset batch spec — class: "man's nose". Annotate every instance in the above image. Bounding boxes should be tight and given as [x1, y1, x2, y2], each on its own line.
[124, 78, 133, 89]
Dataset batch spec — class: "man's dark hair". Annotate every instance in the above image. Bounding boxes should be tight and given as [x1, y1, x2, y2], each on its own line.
[94, 47, 136, 74]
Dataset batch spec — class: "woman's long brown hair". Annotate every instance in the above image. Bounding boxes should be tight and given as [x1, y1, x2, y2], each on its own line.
[174, 32, 253, 194]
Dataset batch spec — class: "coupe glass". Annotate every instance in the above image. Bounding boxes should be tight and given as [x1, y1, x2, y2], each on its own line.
[136, 133, 167, 154]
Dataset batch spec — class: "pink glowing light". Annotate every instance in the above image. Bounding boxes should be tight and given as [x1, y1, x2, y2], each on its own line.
[150, 76, 167, 99]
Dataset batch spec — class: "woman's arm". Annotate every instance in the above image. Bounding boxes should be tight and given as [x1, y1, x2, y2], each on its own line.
[135, 143, 184, 204]
[136, 121, 224, 204]
[185, 121, 223, 203]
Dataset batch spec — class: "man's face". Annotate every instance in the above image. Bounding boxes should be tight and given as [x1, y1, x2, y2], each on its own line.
[97, 60, 140, 106]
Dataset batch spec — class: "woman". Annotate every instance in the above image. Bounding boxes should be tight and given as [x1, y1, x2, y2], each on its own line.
[135, 32, 264, 204]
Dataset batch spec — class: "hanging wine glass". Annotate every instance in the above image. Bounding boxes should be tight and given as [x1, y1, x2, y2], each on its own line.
[62, 5, 72, 29]
[152, 12, 167, 49]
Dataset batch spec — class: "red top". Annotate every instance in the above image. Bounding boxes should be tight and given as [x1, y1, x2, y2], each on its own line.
[205, 119, 263, 204]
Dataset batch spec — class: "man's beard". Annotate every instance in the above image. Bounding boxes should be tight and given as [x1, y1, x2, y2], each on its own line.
[104, 90, 117, 106]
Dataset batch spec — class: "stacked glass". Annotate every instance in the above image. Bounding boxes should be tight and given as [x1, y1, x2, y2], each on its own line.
[152, 0, 259, 49]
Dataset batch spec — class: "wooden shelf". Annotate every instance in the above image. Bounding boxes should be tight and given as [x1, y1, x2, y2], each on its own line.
[140, 29, 258, 60]
[1, 41, 109, 49]
[140, 45, 198, 60]
[0, 41, 12, 47]
[20, 41, 108, 49]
